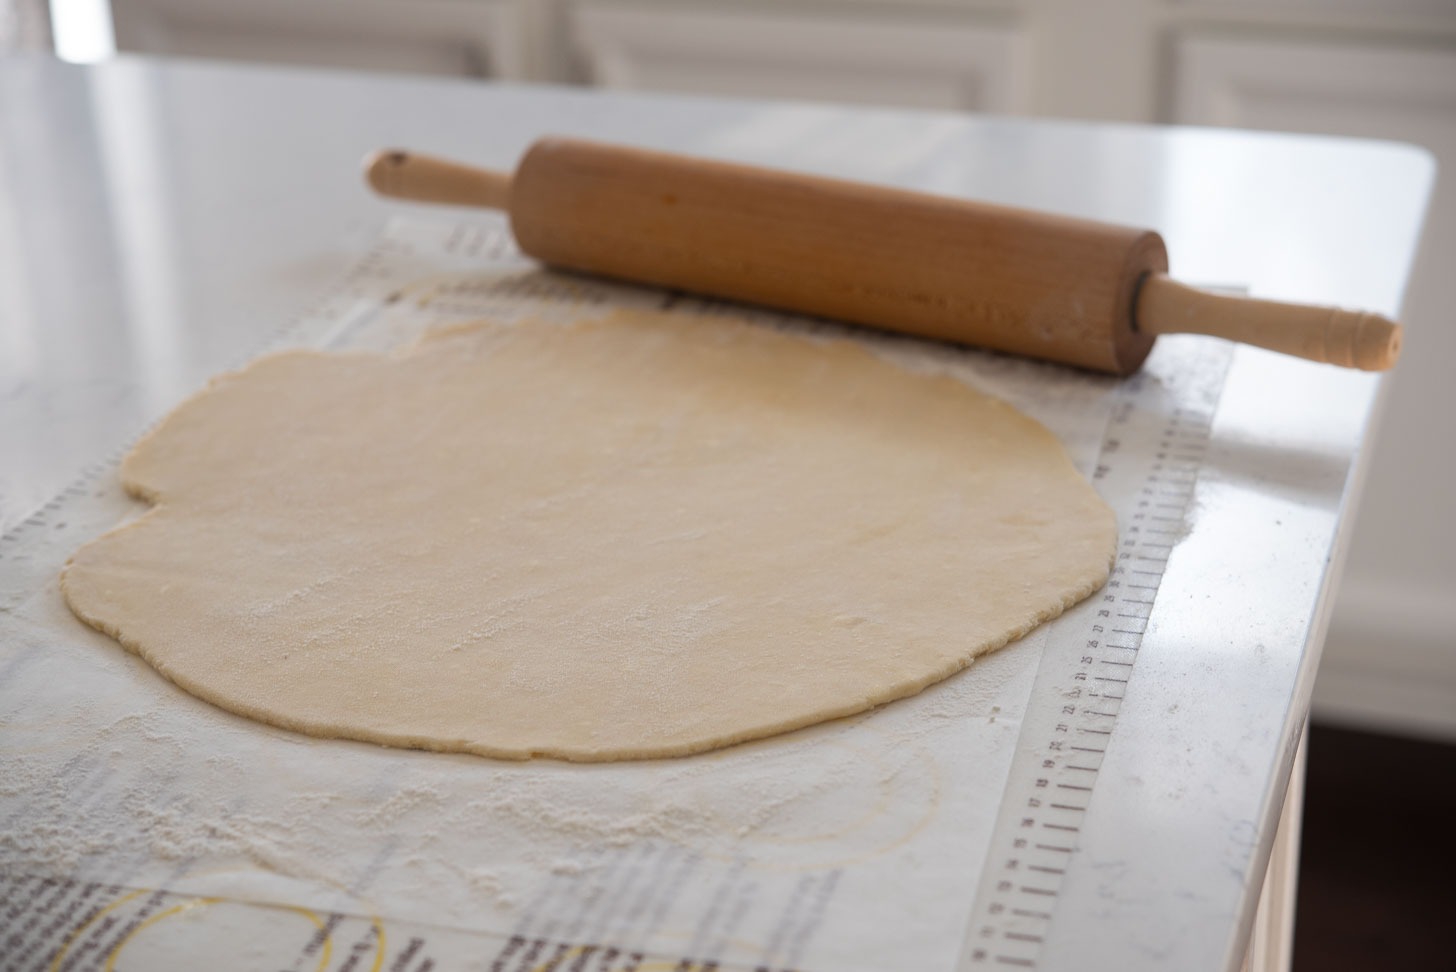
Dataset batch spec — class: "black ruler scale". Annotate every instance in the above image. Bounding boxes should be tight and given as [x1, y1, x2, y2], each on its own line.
[961, 344, 1230, 969]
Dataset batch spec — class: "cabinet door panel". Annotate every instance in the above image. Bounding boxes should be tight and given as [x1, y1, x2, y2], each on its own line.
[573, 4, 1029, 113]
[112, 0, 519, 78]
[1175, 0, 1456, 23]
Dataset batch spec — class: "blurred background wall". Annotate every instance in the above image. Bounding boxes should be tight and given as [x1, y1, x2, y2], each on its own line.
[30, 0, 1456, 745]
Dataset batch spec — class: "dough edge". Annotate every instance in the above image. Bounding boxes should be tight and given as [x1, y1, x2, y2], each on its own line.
[62, 550, 1109, 761]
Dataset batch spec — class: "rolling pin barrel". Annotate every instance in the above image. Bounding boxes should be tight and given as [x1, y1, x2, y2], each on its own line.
[367, 141, 1164, 374]
[508, 139, 1166, 375]
[364, 140, 1401, 375]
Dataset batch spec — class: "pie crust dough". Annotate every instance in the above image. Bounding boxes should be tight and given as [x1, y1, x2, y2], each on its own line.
[62, 313, 1116, 761]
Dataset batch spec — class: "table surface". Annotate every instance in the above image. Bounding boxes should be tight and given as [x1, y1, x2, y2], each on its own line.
[0, 54, 1434, 971]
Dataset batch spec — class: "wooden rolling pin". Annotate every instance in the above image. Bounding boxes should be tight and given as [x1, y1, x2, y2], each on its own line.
[363, 138, 1400, 375]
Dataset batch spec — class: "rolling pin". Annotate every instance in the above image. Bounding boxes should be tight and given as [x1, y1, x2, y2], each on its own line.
[363, 138, 1400, 375]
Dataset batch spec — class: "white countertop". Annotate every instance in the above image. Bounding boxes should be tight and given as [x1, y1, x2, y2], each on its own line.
[0, 55, 1434, 971]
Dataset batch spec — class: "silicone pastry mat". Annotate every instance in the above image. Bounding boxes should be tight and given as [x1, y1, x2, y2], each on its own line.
[0, 217, 1223, 972]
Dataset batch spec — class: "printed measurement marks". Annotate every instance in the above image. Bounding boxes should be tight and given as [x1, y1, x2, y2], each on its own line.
[961, 350, 1228, 970]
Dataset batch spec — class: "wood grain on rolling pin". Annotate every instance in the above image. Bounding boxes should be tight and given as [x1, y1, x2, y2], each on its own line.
[510, 139, 1166, 375]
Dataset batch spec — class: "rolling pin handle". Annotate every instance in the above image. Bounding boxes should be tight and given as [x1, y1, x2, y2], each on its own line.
[363, 149, 513, 211]
[1137, 274, 1402, 371]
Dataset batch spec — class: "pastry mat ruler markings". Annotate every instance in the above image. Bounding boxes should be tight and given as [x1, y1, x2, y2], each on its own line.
[960, 342, 1231, 970]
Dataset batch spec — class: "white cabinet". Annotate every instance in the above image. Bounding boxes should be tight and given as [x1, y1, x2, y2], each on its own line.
[111, 0, 524, 78]
[1174, 35, 1456, 739]
[570, 4, 1030, 113]
[567, 0, 1170, 121]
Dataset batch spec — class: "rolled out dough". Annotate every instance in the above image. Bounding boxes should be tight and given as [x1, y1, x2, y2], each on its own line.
[62, 312, 1116, 761]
